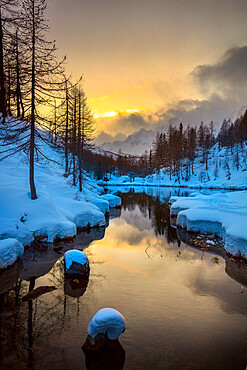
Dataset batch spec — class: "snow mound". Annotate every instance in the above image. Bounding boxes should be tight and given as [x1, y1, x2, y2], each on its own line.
[0, 238, 24, 269]
[100, 194, 121, 208]
[87, 308, 126, 340]
[0, 187, 76, 243]
[87, 196, 109, 214]
[170, 191, 247, 257]
[0, 217, 34, 246]
[57, 198, 105, 228]
[64, 250, 89, 269]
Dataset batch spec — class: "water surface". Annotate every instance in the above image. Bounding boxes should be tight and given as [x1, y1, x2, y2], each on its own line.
[0, 187, 246, 370]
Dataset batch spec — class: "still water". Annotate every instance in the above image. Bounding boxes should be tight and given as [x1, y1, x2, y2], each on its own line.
[0, 187, 247, 370]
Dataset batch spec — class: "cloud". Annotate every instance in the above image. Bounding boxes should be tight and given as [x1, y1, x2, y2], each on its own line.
[95, 46, 247, 141]
[192, 45, 247, 99]
[95, 131, 127, 145]
[158, 94, 241, 126]
[95, 112, 151, 137]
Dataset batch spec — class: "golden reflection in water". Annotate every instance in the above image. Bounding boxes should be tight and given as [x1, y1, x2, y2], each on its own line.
[0, 194, 247, 370]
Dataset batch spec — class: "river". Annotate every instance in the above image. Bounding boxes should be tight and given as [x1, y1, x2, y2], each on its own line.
[0, 187, 246, 369]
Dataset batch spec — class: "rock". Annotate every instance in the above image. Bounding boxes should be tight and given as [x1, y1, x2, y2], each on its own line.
[82, 337, 125, 369]
[64, 274, 89, 298]
[87, 308, 126, 341]
[64, 250, 89, 276]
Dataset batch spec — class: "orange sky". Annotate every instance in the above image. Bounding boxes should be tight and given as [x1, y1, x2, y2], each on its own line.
[47, 0, 247, 138]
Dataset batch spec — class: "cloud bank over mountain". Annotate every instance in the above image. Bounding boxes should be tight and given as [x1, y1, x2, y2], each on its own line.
[96, 46, 247, 143]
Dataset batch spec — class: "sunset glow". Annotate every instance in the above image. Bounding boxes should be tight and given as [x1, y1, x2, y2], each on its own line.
[93, 108, 141, 119]
[47, 0, 247, 138]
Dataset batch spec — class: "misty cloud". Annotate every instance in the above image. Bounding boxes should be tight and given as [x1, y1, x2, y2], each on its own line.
[95, 131, 127, 145]
[192, 45, 247, 99]
[159, 94, 243, 126]
[96, 46, 247, 142]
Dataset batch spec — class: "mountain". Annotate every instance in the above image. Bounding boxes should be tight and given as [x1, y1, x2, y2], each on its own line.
[100, 128, 156, 156]
[99, 106, 247, 156]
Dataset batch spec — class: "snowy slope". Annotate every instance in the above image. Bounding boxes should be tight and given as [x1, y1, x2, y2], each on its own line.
[0, 120, 120, 248]
[98, 143, 247, 190]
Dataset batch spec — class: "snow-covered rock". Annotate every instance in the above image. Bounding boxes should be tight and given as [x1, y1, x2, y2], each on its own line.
[100, 194, 121, 208]
[170, 191, 247, 258]
[0, 238, 24, 269]
[87, 308, 126, 340]
[64, 250, 89, 274]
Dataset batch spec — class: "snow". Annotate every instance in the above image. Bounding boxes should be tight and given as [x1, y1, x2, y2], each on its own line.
[87, 308, 126, 340]
[0, 238, 24, 269]
[100, 194, 121, 208]
[97, 143, 247, 190]
[64, 250, 89, 270]
[170, 191, 247, 258]
[0, 186, 76, 243]
[0, 121, 120, 247]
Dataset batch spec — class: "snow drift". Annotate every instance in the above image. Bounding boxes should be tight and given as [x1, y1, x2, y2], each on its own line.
[170, 191, 247, 258]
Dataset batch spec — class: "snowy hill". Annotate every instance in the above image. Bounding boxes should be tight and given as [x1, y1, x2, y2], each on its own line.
[98, 142, 247, 190]
[0, 120, 120, 249]
[99, 106, 247, 157]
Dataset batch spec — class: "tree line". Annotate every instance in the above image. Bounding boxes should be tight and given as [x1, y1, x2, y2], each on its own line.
[89, 110, 247, 181]
[0, 0, 94, 198]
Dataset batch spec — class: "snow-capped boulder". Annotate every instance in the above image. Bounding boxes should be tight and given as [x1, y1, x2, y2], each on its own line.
[64, 250, 89, 275]
[87, 308, 126, 340]
[0, 238, 24, 269]
[100, 194, 121, 208]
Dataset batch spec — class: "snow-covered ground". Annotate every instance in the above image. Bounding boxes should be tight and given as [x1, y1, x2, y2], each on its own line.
[0, 124, 121, 255]
[98, 143, 247, 190]
[170, 191, 247, 258]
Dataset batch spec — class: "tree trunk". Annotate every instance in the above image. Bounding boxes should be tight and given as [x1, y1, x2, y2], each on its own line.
[30, 0, 37, 200]
[0, 8, 6, 118]
[72, 93, 77, 186]
[16, 30, 23, 118]
[78, 91, 82, 192]
[64, 81, 69, 176]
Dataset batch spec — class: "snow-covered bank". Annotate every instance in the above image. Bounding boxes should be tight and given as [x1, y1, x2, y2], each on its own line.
[97, 143, 247, 190]
[98, 172, 247, 190]
[170, 191, 247, 258]
[0, 239, 24, 269]
[100, 194, 121, 208]
[0, 127, 121, 248]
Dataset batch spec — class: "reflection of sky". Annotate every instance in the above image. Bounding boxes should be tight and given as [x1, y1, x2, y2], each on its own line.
[90, 209, 247, 316]
[2, 191, 247, 369]
[86, 211, 247, 368]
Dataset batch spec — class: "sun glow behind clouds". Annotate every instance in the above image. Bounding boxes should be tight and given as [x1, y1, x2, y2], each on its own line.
[93, 108, 141, 119]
